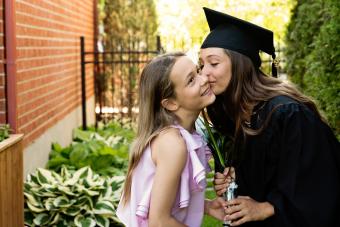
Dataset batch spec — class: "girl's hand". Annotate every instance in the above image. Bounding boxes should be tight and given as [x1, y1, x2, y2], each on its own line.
[214, 167, 235, 196]
[205, 197, 227, 221]
[224, 196, 274, 226]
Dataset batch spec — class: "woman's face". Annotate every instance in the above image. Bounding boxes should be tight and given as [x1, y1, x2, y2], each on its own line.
[169, 56, 215, 112]
[199, 48, 232, 95]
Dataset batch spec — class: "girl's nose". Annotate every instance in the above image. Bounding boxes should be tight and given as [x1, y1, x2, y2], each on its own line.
[199, 73, 208, 85]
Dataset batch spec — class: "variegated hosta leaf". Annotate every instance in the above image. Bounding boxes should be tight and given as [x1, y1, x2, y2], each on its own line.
[83, 178, 105, 189]
[24, 209, 34, 225]
[57, 185, 76, 196]
[26, 201, 45, 213]
[95, 215, 109, 227]
[56, 218, 69, 227]
[53, 196, 71, 208]
[37, 168, 58, 185]
[61, 165, 72, 179]
[73, 195, 94, 209]
[62, 206, 82, 216]
[74, 215, 96, 227]
[100, 181, 112, 199]
[76, 184, 100, 196]
[64, 167, 89, 185]
[44, 198, 56, 211]
[26, 173, 40, 186]
[52, 171, 64, 183]
[94, 201, 115, 216]
[28, 187, 45, 197]
[35, 187, 58, 197]
[49, 212, 60, 225]
[24, 192, 41, 207]
[33, 213, 49, 226]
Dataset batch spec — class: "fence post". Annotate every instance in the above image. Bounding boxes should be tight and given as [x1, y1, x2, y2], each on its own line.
[80, 36, 87, 130]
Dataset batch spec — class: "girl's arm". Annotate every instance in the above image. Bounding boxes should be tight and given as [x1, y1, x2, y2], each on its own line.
[148, 129, 188, 227]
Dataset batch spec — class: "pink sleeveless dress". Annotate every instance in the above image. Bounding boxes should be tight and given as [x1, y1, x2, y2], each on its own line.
[116, 125, 211, 227]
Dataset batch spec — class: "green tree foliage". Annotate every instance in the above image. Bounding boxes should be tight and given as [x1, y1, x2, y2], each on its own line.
[156, 0, 293, 61]
[285, 0, 340, 138]
[100, 0, 158, 49]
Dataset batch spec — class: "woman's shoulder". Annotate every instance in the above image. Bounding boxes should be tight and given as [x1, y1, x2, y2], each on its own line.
[264, 95, 308, 115]
[253, 95, 316, 129]
[267, 95, 299, 108]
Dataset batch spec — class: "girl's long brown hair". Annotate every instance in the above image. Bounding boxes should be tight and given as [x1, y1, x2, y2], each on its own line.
[121, 52, 186, 205]
[207, 49, 325, 162]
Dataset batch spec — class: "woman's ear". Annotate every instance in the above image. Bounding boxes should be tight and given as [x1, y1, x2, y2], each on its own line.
[161, 98, 179, 111]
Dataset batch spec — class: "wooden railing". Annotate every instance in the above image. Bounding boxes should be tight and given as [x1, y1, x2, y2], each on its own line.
[0, 134, 24, 227]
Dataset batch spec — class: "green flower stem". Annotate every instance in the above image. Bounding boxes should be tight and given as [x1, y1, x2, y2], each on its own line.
[202, 116, 225, 169]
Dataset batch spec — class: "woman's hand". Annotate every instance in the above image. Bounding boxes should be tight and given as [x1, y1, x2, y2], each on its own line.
[205, 197, 227, 221]
[224, 196, 274, 226]
[214, 167, 235, 196]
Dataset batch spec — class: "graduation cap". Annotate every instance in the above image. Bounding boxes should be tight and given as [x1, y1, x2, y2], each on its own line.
[201, 7, 278, 77]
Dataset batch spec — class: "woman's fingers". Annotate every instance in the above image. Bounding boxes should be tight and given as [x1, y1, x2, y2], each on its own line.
[225, 204, 242, 215]
[224, 167, 236, 180]
[230, 216, 248, 226]
[214, 184, 227, 196]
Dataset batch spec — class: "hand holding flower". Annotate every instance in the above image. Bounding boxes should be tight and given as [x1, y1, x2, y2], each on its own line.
[214, 167, 235, 196]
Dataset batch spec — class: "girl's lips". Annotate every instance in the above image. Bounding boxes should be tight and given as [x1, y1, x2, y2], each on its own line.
[202, 87, 212, 96]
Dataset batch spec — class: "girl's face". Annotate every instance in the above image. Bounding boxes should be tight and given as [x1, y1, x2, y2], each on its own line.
[169, 56, 215, 112]
[199, 48, 232, 95]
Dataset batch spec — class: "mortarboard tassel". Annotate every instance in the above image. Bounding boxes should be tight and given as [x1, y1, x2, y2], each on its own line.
[271, 54, 278, 78]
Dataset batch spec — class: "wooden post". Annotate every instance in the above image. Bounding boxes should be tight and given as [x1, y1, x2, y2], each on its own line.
[0, 134, 24, 227]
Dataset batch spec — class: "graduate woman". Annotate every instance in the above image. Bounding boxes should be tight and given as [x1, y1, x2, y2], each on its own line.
[116, 52, 227, 227]
[199, 7, 340, 227]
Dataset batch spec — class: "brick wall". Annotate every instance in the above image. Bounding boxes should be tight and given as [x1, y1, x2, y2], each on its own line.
[0, 0, 5, 124]
[14, 0, 95, 147]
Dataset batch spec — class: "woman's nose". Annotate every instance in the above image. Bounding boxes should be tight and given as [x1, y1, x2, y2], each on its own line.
[200, 65, 211, 78]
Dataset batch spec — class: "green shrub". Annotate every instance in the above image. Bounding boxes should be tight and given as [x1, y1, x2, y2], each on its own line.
[285, 0, 340, 138]
[46, 121, 135, 175]
[0, 124, 10, 142]
[24, 166, 124, 227]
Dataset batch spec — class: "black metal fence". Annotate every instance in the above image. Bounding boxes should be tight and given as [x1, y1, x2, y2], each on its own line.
[80, 36, 162, 129]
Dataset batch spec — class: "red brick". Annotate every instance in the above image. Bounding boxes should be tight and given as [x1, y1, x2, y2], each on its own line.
[10, 0, 95, 147]
[0, 112, 6, 124]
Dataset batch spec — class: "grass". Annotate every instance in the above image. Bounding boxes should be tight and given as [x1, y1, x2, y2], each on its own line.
[201, 170, 223, 227]
[202, 190, 223, 227]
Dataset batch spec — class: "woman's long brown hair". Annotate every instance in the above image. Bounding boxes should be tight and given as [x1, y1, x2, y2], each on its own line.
[207, 49, 325, 162]
[121, 52, 185, 205]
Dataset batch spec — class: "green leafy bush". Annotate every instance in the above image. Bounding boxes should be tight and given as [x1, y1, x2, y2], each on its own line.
[24, 166, 124, 227]
[46, 121, 135, 175]
[0, 124, 10, 142]
[285, 0, 340, 138]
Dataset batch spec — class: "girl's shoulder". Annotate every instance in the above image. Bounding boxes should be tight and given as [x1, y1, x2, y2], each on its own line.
[151, 127, 187, 164]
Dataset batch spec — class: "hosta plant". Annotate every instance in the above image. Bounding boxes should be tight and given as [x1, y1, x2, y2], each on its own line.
[46, 121, 135, 176]
[24, 166, 124, 227]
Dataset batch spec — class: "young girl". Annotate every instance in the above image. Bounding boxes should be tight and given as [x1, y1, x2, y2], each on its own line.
[116, 52, 227, 227]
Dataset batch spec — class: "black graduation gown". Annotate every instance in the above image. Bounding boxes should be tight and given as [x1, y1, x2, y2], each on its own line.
[235, 96, 340, 227]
